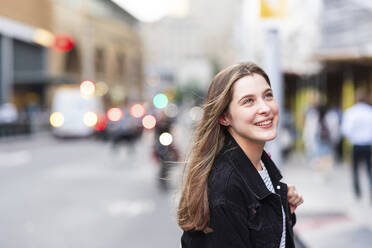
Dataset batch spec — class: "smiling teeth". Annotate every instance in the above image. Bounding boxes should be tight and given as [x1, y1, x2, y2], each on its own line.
[256, 120, 272, 126]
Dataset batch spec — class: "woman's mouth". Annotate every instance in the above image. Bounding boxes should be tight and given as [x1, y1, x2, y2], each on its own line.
[255, 119, 273, 128]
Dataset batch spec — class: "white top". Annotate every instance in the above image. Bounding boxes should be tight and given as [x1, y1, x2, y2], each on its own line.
[341, 103, 372, 145]
[303, 107, 341, 150]
[258, 161, 286, 248]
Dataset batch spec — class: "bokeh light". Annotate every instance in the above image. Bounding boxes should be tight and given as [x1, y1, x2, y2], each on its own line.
[189, 106, 203, 122]
[111, 85, 126, 103]
[95, 81, 109, 97]
[83, 112, 98, 127]
[130, 104, 146, 118]
[107, 107, 123, 122]
[153, 93, 168, 109]
[164, 103, 178, 118]
[159, 132, 173, 146]
[142, 115, 157, 129]
[53, 33, 75, 52]
[80, 80, 95, 98]
[49, 112, 64, 127]
[94, 113, 107, 131]
[33, 28, 55, 47]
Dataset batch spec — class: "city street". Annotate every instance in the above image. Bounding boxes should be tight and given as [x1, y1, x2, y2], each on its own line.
[2, 130, 372, 248]
[2, 1, 372, 247]
[0, 132, 182, 248]
[284, 153, 372, 248]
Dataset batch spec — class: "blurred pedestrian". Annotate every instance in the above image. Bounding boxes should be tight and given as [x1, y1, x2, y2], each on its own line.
[303, 102, 337, 177]
[280, 109, 296, 160]
[153, 110, 179, 191]
[178, 62, 303, 248]
[341, 88, 372, 201]
[327, 105, 343, 163]
[303, 92, 321, 163]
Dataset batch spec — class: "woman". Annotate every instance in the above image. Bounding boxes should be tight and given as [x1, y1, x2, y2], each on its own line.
[178, 62, 304, 248]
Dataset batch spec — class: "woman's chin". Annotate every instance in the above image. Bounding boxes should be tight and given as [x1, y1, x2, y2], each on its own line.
[261, 131, 277, 141]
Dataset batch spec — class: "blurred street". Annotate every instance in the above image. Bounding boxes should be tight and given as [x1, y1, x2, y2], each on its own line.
[283, 153, 372, 248]
[0, 132, 182, 248]
[3, 130, 372, 248]
[2, 0, 372, 247]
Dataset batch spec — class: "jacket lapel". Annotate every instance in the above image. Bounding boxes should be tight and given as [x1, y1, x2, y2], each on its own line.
[221, 135, 283, 200]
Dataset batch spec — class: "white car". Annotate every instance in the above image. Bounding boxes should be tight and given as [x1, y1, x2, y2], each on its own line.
[0, 103, 18, 123]
[50, 86, 104, 137]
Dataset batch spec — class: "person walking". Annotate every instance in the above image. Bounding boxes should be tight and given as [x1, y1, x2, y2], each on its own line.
[177, 62, 303, 247]
[303, 103, 336, 181]
[153, 110, 179, 191]
[341, 88, 372, 201]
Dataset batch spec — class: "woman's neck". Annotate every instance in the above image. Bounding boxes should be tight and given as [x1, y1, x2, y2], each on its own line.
[230, 133, 265, 171]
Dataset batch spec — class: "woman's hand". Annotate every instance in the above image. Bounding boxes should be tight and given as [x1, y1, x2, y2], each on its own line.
[287, 185, 304, 214]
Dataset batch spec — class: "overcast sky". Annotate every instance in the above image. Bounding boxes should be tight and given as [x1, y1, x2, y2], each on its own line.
[111, 0, 188, 22]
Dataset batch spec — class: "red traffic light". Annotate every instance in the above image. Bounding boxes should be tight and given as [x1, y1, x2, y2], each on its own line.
[53, 33, 75, 52]
[94, 113, 107, 131]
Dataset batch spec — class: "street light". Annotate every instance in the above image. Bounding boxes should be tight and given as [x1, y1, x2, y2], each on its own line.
[80, 80, 95, 98]
[153, 93, 168, 109]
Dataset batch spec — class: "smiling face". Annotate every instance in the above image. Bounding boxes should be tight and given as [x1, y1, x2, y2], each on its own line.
[220, 73, 279, 146]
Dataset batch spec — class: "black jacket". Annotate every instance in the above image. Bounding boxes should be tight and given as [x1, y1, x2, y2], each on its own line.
[181, 136, 296, 248]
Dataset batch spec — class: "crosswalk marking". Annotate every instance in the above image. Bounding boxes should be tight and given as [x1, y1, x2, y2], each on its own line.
[106, 200, 155, 218]
[0, 150, 31, 167]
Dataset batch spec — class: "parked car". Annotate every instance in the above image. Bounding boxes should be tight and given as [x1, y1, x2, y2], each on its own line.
[50, 86, 104, 138]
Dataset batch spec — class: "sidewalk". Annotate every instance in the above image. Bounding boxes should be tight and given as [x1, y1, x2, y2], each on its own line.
[282, 153, 372, 248]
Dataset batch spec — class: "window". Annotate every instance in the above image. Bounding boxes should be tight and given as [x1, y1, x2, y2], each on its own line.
[94, 48, 105, 74]
[116, 53, 126, 78]
[65, 47, 81, 73]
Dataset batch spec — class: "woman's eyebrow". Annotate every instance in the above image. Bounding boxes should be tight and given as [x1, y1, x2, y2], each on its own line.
[238, 94, 254, 104]
[263, 88, 272, 94]
[237, 88, 272, 103]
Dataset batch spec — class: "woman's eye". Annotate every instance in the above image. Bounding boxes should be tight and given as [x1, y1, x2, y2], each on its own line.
[244, 98, 254, 104]
[265, 93, 273, 99]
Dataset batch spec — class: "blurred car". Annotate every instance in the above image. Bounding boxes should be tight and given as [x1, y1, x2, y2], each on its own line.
[0, 103, 29, 137]
[0, 103, 18, 123]
[50, 86, 104, 138]
[106, 106, 143, 148]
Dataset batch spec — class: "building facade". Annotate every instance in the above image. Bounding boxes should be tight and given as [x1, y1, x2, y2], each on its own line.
[0, 0, 143, 128]
[50, 0, 143, 106]
[0, 0, 53, 111]
[141, 0, 244, 94]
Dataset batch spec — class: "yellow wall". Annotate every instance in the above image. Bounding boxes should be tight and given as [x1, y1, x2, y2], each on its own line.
[342, 78, 354, 161]
[0, 0, 53, 30]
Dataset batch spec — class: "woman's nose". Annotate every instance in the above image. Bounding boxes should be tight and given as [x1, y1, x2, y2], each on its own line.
[257, 99, 270, 114]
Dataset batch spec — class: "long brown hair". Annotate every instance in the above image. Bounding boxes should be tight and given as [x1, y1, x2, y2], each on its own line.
[177, 62, 271, 233]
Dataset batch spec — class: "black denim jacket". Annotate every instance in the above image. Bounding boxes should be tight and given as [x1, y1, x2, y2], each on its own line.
[181, 136, 296, 248]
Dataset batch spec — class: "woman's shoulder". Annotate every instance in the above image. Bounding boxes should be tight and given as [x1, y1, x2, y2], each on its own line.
[209, 150, 238, 188]
[208, 155, 255, 209]
[208, 156, 235, 191]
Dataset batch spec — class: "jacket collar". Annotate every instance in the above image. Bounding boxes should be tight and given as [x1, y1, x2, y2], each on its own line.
[220, 134, 283, 200]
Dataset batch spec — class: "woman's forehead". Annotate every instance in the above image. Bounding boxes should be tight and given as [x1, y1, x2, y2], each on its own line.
[232, 74, 271, 98]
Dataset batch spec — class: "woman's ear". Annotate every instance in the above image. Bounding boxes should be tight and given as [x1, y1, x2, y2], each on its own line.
[218, 113, 230, 126]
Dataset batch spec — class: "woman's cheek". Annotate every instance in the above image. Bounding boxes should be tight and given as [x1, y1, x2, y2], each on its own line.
[272, 101, 279, 114]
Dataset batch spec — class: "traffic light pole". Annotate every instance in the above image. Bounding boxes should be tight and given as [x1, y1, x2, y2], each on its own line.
[264, 27, 283, 168]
